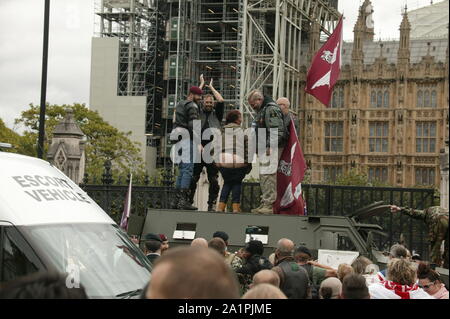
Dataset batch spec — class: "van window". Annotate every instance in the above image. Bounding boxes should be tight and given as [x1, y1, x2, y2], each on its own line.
[1, 227, 43, 282]
[19, 223, 151, 298]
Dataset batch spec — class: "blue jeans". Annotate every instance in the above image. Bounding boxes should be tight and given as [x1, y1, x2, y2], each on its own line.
[218, 166, 249, 204]
[176, 162, 194, 189]
[220, 182, 242, 203]
[175, 139, 197, 189]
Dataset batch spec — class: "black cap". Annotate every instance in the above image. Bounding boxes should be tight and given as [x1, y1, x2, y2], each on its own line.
[213, 231, 229, 242]
[144, 233, 162, 242]
[245, 240, 264, 256]
[295, 246, 312, 257]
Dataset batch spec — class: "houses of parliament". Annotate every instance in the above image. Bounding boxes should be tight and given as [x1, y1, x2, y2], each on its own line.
[297, 0, 449, 188]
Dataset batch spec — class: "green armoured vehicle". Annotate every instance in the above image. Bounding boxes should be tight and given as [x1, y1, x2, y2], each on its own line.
[129, 201, 448, 288]
[131, 202, 389, 262]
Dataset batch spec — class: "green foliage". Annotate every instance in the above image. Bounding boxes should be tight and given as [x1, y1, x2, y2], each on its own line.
[332, 168, 370, 186]
[326, 168, 393, 187]
[0, 118, 36, 155]
[13, 103, 146, 180]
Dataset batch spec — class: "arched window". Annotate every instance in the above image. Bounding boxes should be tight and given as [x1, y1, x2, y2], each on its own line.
[431, 90, 437, 107]
[424, 90, 430, 107]
[371, 91, 376, 107]
[417, 90, 423, 107]
[384, 91, 389, 108]
[332, 91, 338, 108]
[377, 91, 382, 108]
[339, 88, 344, 108]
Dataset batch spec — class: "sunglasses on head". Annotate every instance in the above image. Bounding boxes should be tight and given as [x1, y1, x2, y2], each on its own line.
[419, 282, 435, 289]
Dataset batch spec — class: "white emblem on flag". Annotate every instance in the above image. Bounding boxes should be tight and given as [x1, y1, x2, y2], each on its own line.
[311, 42, 340, 90]
[294, 183, 302, 199]
[278, 160, 292, 176]
[290, 142, 297, 160]
[280, 183, 294, 207]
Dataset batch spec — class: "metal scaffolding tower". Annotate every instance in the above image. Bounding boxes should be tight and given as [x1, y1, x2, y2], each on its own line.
[238, 0, 340, 125]
[95, 0, 165, 143]
[193, 0, 241, 115]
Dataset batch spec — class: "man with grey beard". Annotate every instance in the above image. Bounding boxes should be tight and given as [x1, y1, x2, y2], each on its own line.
[248, 90, 286, 214]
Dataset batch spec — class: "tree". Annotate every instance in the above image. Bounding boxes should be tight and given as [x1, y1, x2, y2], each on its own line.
[0, 118, 36, 155]
[14, 103, 146, 180]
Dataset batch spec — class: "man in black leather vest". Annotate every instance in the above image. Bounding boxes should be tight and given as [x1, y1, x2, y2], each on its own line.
[172, 86, 202, 210]
[188, 75, 225, 211]
[272, 238, 311, 299]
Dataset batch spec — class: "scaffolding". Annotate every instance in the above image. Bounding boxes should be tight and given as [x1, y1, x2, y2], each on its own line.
[193, 0, 241, 115]
[238, 0, 341, 125]
[160, 0, 195, 161]
[94, 0, 165, 144]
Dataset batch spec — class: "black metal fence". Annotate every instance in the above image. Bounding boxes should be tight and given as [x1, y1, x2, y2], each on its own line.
[80, 161, 178, 224]
[80, 162, 438, 260]
[242, 183, 437, 259]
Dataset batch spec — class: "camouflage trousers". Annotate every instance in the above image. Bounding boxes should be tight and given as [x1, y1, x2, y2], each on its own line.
[259, 147, 283, 206]
[429, 214, 449, 268]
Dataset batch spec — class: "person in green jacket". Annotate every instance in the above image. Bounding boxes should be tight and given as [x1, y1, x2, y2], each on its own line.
[390, 205, 448, 268]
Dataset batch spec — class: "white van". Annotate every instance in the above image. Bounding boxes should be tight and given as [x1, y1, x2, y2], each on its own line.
[0, 152, 152, 298]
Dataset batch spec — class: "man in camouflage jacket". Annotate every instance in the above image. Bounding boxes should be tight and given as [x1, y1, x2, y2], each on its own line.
[247, 90, 287, 214]
[390, 205, 448, 268]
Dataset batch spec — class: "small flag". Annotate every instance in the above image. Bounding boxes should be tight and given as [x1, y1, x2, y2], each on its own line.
[120, 173, 133, 231]
[274, 119, 307, 216]
[305, 16, 343, 107]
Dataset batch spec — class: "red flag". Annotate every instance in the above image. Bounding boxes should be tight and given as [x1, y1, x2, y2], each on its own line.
[120, 173, 133, 231]
[274, 119, 307, 216]
[305, 16, 343, 107]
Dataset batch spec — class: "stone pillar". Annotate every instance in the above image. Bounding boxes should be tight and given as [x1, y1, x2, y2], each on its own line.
[47, 109, 86, 184]
[440, 140, 449, 210]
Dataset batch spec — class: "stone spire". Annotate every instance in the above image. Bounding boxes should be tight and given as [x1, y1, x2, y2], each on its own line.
[352, 2, 369, 75]
[308, 19, 321, 63]
[398, 6, 411, 66]
[354, 0, 375, 43]
[47, 109, 86, 184]
[352, 0, 375, 63]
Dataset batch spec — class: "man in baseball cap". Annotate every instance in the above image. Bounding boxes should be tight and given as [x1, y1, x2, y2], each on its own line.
[143, 233, 163, 265]
[172, 85, 203, 210]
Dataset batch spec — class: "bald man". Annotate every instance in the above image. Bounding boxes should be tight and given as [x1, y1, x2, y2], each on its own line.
[272, 238, 310, 299]
[276, 97, 299, 137]
[251, 270, 280, 288]
[191, 237, 208, 248]
[242, 283, 287, 299]
[145, 246, 240, 299]
[276, 97, 291, 116]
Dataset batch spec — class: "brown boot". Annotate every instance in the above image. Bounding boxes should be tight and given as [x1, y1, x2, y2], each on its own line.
[217, 202, 227, 212]
[232, 203, 241, 213]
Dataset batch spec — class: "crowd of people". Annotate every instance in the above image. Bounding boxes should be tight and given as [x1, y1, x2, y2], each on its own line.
[1, 229, 447, 300]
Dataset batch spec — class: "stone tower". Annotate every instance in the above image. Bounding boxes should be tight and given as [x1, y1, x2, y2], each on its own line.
[47, 109, 86, 184]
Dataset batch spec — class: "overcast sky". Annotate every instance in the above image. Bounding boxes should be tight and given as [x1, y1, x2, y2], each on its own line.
[0, 0, 444, 131]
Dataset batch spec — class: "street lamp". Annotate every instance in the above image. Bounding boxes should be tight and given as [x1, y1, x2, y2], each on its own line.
[37, 0, 50, 159]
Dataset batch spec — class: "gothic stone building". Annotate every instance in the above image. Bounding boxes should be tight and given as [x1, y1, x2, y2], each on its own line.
[298, 0, 449, 187]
